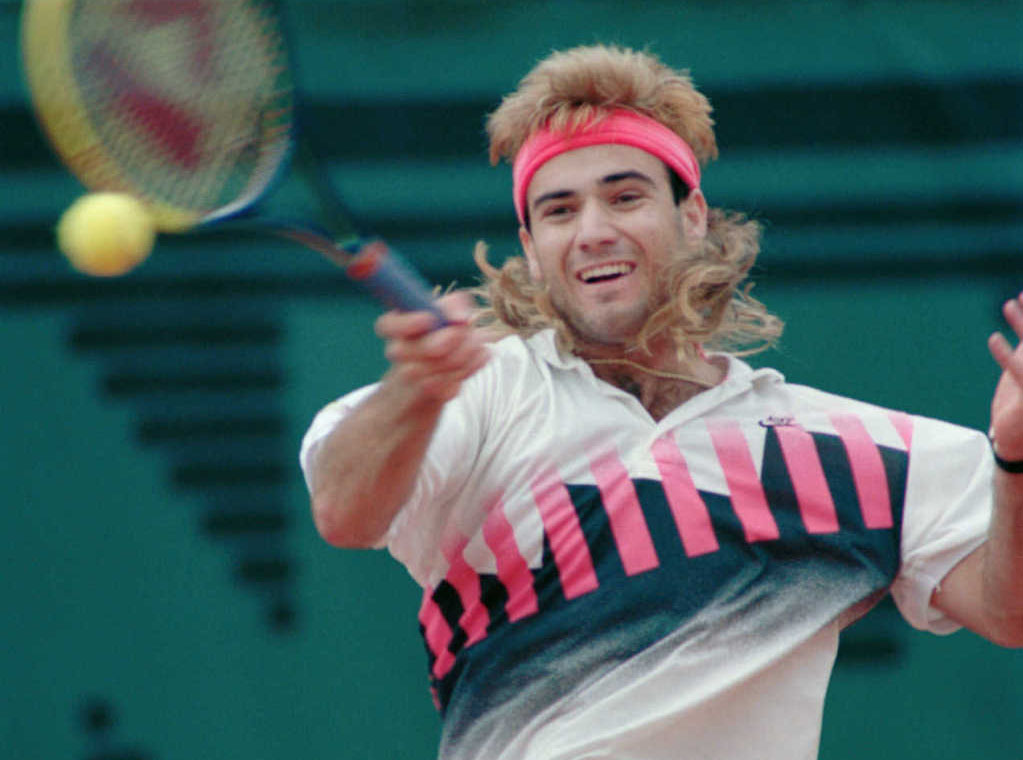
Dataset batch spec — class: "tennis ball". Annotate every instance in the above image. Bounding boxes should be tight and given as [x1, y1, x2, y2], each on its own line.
[56, 192, 156, 277]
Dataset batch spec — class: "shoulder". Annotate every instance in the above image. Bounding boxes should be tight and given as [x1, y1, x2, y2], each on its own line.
[747, 364, 911, 420]
[778, 381, 901, 415]
[767, 377, 987, 455]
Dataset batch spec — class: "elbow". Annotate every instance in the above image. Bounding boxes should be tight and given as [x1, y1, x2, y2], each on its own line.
[310, 491, 384, 549]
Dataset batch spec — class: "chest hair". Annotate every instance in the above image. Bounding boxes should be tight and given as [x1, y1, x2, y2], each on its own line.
[601, 370, 706, 422]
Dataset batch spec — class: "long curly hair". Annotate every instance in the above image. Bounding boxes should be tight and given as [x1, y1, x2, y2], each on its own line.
[473, 44, 783, 359]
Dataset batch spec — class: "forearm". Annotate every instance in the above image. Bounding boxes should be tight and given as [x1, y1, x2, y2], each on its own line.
[307, 376, 446, 548]
[947, 296, 1023, 646]
[935, 463, 1023, 648]
[982, 468, 1023, 644]
[306, 293, 488, 548]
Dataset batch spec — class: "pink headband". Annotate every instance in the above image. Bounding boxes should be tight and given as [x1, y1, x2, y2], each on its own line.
[512, 109, 701, 224]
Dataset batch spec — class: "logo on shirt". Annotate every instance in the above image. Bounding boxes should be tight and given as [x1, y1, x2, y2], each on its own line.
[758, 415, 798, 428]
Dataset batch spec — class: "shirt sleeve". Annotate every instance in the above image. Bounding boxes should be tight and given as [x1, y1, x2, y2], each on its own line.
[891, 416, 992, 634]
[298, 383, 379, 493]
[297, 366, 491, 564]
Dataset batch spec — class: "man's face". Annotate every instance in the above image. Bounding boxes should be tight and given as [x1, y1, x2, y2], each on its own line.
[519, 144, 707, 348]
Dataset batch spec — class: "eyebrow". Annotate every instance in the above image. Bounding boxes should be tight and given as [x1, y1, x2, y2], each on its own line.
[530, 170, 658, 211]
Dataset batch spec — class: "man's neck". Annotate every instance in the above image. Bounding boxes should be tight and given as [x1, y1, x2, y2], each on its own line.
[577, 336, 726, 421]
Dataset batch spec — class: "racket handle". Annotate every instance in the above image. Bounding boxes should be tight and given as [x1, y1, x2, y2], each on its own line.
[346, 240, 448, 324]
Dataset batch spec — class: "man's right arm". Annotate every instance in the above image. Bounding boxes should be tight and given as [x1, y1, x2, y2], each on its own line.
[305, 294, 489, 548]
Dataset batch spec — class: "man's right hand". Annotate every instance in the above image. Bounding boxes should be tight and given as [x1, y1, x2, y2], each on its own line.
[375, 291, 490, 404]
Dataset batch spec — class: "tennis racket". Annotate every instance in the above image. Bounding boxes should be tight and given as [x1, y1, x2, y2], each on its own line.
[20, 0, 445, 321]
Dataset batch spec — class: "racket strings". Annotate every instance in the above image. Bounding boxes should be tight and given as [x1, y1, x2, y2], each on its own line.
[66, 0, 292, 218]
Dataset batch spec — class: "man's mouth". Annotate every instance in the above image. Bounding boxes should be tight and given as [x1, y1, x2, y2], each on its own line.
[577, 262, 637, 283]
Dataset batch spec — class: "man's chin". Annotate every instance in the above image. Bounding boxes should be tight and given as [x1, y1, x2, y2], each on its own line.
[550, 299, 651, 347]
[568, 318, 647, 350]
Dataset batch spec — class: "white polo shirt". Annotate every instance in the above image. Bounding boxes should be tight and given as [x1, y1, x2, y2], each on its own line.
[301, 329, 991, 760]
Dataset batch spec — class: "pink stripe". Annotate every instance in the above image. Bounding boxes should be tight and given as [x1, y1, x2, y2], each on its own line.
[708, 420, 780, 542]
[888, 411, 914, 450]
[651, 436, 719, 557]
[590, 450, 659, 575]
[418, 592, 456, 679]
[831, 414, 893, 529]
[774, 426, 840, 534]
[531, 470, 599, 599]
[442, 542, 489, 648]
[482, 496, 539, 622]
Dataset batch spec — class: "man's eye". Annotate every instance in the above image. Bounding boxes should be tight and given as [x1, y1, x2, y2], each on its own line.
[613, 192, 642, 204]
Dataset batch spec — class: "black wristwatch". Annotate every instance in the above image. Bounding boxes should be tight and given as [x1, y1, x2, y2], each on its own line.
[990, 436, 1023, 473]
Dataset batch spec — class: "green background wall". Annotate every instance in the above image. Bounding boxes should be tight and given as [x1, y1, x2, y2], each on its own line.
[2, 1, 1021, 757]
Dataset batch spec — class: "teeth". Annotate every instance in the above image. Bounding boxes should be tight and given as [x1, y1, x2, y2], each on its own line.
[579, 262, 635, 282]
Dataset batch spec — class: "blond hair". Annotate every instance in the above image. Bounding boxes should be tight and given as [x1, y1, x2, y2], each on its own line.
[474, 44, 782, 358]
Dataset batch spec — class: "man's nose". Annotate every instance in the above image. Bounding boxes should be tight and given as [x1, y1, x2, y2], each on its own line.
[576, 200, 618, 252]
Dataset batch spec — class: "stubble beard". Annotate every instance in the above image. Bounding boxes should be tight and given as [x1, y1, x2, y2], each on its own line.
[544, 234, 696, 352]
[563, 296, 652, 348]
[546, 274, 667, 351]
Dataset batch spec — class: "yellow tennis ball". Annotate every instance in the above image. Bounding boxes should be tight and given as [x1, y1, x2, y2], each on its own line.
[56, 193, 156, 277]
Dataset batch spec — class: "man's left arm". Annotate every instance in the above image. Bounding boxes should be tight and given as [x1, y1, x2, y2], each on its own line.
[932, 292, 1023, 648]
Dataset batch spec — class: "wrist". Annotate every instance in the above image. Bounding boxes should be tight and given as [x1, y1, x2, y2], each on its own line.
[989, 435, 1023, 473]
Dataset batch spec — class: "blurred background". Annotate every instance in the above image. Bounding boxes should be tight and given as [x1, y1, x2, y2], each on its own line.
[2, 0, 1021, 757]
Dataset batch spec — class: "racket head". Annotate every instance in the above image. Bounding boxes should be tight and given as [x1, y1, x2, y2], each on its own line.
[21, 0, 294, 233]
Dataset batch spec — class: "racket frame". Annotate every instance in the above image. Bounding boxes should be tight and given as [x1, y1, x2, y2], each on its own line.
[21, 0, 446, 320]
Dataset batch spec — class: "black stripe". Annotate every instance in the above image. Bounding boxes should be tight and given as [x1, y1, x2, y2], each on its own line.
[759, 427, 812, 539]
[431, 580, 467, 655]
[534, 527, 565, 611]
[566, 485, 629, 585]
[478, 574, 511, 635]
[636, 479, 692, 565]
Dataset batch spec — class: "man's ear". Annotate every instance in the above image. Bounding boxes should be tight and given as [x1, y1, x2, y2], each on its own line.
[681, 188, 708, 242]
[519, 225, 542, 280]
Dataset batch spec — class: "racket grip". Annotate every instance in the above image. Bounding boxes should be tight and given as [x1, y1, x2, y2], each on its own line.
[346, 240, 448, 325]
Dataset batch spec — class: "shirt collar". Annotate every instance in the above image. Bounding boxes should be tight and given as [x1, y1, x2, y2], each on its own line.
[526, 328, 785, 390]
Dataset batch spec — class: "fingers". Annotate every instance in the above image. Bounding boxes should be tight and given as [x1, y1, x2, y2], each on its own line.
[989, 331, 1013, 370]
[1004, 292, 1023, 337]
[385, 324, 489, 402]
[375, 308, 442, 342]
[374, 294, 489, 403]
[374, 291, 476, 340]
[384, 323, 483, 371]
[436, 291, 477, 324]
[990, 293, 1023, 372]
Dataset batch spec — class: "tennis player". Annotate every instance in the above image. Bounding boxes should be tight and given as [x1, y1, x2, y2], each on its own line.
[301, 45, 1023, 759]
